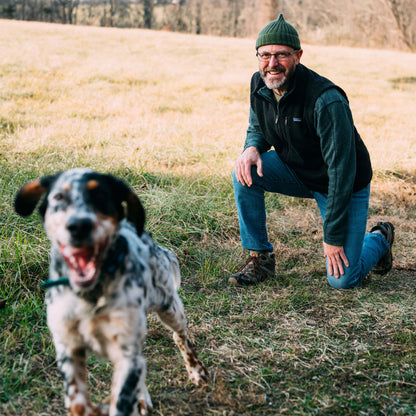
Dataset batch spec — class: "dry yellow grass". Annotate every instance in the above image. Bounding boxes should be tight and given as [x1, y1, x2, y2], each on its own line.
[1, 19, 415, 177]
[1, 20, 251, 176]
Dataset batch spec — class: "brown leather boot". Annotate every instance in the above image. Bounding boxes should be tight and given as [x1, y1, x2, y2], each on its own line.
[370, 221, 395, 275]
[229, 251, 275, 287]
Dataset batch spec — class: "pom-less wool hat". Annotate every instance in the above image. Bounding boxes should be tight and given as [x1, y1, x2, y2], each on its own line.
[256, 13, 301, 50]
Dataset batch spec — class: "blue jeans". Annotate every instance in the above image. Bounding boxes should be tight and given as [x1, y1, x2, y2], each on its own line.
[232, 151, 389, 289]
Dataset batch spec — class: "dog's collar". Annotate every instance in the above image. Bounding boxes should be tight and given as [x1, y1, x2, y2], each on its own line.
[41, 235, 129, 290]
[41, 277, 70, 289]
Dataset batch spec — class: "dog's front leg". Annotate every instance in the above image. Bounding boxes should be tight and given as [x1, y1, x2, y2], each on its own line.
[56, 346, 107, 416]
[157, 293, 209, 386]
[110, 354, 152, 416]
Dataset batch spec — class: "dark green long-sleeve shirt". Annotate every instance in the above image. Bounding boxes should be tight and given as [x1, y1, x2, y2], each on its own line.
[244, 68, 372, 246]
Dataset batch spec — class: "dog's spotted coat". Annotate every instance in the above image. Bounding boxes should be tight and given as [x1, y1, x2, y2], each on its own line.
[15, 168, 208, 416]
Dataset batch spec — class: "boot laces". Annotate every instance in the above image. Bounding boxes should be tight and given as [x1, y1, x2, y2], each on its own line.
[236, 255, 268, 280]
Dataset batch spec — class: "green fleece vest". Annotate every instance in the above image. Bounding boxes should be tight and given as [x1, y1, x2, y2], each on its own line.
[250, 64, 372, 193]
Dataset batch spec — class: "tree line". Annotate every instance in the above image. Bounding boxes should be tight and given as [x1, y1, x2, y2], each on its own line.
[1, 0, 415, 51]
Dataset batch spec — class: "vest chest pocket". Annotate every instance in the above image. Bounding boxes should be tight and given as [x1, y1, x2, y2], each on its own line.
[286, 116, 309, 144]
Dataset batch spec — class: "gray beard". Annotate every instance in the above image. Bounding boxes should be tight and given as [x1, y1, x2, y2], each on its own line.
[261, 73, 288, 90]
[260, 62, 297, 91]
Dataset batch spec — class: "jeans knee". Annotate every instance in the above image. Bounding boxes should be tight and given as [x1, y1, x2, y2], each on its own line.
[232, 169, 257, 197]
[327, 273, 359, 290]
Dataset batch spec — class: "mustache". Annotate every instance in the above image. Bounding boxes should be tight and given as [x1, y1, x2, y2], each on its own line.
[265, 65, 286, 74]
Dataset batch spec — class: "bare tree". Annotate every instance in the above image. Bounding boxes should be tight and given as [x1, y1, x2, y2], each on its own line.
[143, 0, 153, 28]
[194, 0, 202, 34]
[258, 0, 280, 28]
[162, 0, 189, 32]
[384, 0, 416, 49]
[226, 0, 243, 36]
[52, 0, 79, 23]
[1, 0, 414, 50]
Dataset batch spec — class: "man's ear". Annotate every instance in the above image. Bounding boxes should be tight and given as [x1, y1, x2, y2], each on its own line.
[294, 48, 303, 65]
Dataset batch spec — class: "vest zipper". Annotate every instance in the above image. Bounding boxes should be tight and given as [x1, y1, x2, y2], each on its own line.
[275, 109, 281, 137]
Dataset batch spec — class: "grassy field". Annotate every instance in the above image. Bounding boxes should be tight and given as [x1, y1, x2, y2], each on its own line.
[1, 19, 416, 415]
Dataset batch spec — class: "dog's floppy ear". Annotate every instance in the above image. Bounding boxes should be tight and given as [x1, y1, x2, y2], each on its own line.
[104, 174, 146, 236]
[14, 174, 59, 217]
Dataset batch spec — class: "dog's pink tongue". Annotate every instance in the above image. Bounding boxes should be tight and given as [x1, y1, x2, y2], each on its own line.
[77, 252, 91, 271]
[60, 245, 98, 284]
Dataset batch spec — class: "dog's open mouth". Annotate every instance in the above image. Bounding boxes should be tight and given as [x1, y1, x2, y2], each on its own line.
[60, 240, 108, 288]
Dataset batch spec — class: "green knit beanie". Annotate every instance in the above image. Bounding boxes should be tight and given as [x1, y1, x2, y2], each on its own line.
[256, 14, 301, 50]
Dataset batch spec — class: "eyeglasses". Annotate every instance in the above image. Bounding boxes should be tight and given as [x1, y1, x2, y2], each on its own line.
[256, 50, 299, 62]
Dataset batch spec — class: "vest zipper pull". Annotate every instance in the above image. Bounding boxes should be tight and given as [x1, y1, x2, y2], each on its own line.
[275, 114, 279, 124]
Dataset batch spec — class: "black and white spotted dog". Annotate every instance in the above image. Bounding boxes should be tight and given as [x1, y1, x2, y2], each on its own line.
[14, 168, 209, 416]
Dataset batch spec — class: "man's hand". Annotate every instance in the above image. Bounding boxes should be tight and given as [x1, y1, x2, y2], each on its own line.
[235, 146, 263, 187]
[323, 242, 349, 278]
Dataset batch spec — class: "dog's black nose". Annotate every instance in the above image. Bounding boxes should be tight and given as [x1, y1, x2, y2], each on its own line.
[66, 217, 94, 241]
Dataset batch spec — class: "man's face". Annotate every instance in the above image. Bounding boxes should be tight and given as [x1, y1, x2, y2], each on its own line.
[257, 45, 302, 92]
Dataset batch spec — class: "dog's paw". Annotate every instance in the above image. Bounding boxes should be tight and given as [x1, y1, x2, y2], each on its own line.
[138, 398, 154, 415]
[69, 403, 109, 416]
[137, 385, 153, 416]
[94, 404, 109, 416]
[188, 362, 210, 386]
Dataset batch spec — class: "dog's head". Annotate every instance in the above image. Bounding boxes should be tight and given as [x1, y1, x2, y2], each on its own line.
[14, 168, 145, 290]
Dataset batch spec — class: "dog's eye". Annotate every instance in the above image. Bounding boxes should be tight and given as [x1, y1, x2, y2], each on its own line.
[53, 192, 66, 201]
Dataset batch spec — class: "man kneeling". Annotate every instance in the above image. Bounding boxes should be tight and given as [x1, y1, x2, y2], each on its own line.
[229, 14, 394, 289]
